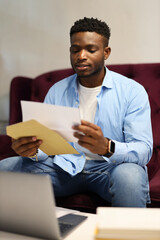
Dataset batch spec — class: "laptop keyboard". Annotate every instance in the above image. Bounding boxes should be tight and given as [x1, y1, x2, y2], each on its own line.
[58, 213, 88, 237]
[59, 222, 75, 236]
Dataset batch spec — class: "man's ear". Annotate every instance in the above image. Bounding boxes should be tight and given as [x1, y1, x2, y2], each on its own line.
[104, 47, 111, 60]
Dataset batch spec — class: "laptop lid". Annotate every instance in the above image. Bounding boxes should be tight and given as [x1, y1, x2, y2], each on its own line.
[0, 171, 61, 240]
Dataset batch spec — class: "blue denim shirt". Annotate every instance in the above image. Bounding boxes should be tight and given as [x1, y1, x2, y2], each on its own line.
[38, 67, 153, 176]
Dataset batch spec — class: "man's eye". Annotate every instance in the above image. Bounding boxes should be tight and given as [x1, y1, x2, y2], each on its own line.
[71, 48, 79, 53]
[88, 49, 96, 53]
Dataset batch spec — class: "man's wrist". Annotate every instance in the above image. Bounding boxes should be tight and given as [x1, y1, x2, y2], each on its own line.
[29, 149, 39, 161]
[99, 138, 115, 158]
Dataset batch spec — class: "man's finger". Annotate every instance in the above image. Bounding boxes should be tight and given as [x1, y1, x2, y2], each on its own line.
[18, 147, 38, 157]
[74, 131, 96, 145]
[12, 136, 37, 147]
[11, 136, 42, 157]
[73, 124, 102, 139]
[81, 120, 100, 130]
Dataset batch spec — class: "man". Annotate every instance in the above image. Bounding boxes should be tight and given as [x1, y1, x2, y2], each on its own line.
[0, 17, 153, 207]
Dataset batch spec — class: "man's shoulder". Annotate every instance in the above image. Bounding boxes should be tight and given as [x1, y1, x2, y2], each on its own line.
[109, 70, 144, 91]
[53, 73, 77, 88]
[44, 73, 77, 104]
[47, 73, 77, 95]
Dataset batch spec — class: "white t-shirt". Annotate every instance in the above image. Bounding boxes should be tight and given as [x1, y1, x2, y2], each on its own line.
[74, 82, 104, 160]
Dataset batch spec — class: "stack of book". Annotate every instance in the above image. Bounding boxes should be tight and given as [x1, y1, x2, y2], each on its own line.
[94, 207, 160, 240]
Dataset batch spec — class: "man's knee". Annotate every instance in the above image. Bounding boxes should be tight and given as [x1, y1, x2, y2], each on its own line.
[0, 156, 23, 171]
[109, 163, 149, 207]
[110, 163, 147, 191]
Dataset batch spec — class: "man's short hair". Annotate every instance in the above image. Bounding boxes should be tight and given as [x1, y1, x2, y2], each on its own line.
[70, 17, 111, 46]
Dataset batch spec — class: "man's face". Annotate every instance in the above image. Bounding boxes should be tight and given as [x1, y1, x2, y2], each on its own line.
[70, 31, 110, 79]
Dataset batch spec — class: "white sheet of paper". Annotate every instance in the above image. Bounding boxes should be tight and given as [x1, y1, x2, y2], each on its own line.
[21, 101, 81, 142]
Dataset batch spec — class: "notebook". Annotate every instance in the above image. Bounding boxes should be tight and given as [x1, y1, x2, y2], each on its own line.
[0, 171, 87, 239]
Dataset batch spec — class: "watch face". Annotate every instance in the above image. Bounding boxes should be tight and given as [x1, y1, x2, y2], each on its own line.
[110, 141, 115, 153]
[99, 139, 115, 158]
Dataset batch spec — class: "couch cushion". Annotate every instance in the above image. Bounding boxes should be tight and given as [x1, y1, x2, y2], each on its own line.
[56, 192, 111, 213]
[0, 135, 17, 160]
[149, 168, 160, 201]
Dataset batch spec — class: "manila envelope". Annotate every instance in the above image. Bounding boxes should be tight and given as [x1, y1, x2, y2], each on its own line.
[7, 120, 79, 155]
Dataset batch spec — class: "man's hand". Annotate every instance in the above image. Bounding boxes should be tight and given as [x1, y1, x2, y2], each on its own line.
[72, 120, 109, 155]
[11, 137, 42, 157]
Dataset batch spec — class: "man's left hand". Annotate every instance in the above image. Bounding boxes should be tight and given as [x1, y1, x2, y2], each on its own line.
[72, 120, 108, 155]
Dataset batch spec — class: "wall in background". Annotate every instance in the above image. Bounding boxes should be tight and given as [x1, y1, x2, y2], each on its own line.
[0, 0, 160, 121]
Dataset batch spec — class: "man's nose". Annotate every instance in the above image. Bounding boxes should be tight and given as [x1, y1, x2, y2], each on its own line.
[78, 49, 87, 60]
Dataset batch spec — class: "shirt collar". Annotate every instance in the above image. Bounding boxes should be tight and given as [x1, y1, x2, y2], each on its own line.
[70, 73, 79, 96]
[72, 66, 113, 92]
[102, 66, 113, 89]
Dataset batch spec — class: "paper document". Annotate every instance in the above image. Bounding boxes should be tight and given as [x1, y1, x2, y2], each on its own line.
[7, 120, 79, 155]
[21, 100, 81, 142]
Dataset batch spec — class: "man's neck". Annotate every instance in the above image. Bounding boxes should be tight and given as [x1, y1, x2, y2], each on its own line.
[78, 68, 106, 88]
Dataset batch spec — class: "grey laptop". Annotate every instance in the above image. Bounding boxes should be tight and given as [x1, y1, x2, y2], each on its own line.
[0, 171, 87, 240]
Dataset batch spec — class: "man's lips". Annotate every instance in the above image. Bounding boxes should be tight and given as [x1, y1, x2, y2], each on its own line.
[75, 64, 90, 70]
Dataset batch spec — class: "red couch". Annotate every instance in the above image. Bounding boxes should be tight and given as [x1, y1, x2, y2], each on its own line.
[0, 63, 160, 211]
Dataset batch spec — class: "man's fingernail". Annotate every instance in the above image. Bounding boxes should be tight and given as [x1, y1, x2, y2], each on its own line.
[39, 140, 43, 145]
[32, 137, 37, 141]
[72, 124, 79, 129]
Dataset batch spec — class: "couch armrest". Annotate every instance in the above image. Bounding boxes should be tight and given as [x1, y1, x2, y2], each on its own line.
[0, 135, 17, 161]
[0, 77, 33, 160]
[9, 77, 33, 125]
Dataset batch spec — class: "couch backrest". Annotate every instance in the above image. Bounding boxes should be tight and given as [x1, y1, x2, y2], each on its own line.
[31, 68, 74, 102]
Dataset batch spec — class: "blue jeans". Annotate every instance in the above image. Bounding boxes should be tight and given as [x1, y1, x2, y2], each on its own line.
[0, 156, 150, 207]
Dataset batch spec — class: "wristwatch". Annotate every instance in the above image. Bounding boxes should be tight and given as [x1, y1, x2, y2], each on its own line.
[102, 138, 115, 158]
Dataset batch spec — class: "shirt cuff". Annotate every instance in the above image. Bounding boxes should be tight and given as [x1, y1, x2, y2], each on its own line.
[101, 140, 125, 164]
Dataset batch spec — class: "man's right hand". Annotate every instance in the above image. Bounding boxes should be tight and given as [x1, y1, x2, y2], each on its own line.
[11, 137, 42, 157]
